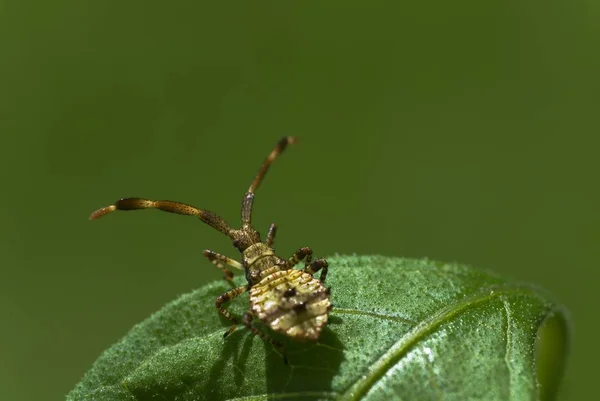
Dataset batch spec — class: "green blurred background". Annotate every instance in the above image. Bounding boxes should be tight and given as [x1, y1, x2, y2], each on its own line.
[1, 1, 597, 400]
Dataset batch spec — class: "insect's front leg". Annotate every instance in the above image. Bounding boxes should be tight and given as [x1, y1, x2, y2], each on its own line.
[242, 312, 288, 364]
[266, 223, 277, 247]
[216, 285, 248, 337]
[203, 249, 244, 287]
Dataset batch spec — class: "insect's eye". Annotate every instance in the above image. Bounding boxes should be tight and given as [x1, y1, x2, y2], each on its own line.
[283, 288, 297, 297]
[232, 239, 244, 251]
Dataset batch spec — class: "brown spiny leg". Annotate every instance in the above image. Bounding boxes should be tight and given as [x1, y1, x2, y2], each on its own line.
[304, 258, 329, 283]
[89, 198, 233, 237]
[203, 249, 243, 287]
[242, 312, 288, 364]
[216, 285, 248, 337]
[287, 246, 313, 268]
[241, 137, 297, 227]
[266, 223, 277, 248]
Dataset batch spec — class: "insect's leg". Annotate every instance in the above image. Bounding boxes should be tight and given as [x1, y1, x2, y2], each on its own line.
[242, 312, 288, 364]
[203, 249, 243, 287]
[216, 285, 248, 337]
[287, 247, 313, 268]
[304, 259, 329, 283]
[266, 223, 277, 248]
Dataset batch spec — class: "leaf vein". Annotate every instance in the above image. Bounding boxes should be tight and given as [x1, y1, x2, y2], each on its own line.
[226, 391, 339, 400]
[332, 308, 415, 325]
[338, 285, 537, 401]
[503, 298, 514, 401]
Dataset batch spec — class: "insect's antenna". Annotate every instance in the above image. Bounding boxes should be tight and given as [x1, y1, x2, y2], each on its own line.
[90, 198, 234, 237]
[241, 136, 297, 227]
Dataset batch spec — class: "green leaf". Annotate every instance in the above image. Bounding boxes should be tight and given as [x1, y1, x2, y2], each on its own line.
[68, 256, 569, 401]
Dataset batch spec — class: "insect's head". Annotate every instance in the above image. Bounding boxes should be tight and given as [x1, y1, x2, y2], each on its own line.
[229, 227, 261, 252]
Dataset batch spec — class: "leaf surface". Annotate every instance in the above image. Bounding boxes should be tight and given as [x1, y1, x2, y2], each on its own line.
[68, 256, 569, 400]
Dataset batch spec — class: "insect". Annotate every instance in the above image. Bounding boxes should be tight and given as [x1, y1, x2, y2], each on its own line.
[90, 137, 331, 363]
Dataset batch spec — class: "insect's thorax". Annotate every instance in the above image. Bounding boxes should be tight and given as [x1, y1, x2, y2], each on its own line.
[242, 243, 287, 286]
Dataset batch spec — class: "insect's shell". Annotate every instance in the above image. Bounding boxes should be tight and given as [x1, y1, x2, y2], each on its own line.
[249, 269, 331, 340]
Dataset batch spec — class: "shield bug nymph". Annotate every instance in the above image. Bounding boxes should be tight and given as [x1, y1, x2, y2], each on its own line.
[90, 137, 331, 363]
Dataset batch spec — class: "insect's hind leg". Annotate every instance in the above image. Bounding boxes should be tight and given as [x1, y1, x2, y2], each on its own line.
[203, 249, 243, 287]
[216, 285, 248, 337]
[242, 312, 288, 364]
[288, 247, 328, 282]
[304, 259, 329, 283]
[287, 246, 313, 268]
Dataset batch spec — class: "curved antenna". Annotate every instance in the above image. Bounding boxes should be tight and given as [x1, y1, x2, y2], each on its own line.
[90, 198, 233, 237]
[241, 136, 297, 227]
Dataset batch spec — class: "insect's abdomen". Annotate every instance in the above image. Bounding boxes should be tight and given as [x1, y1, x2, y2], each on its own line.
[249, 269, 331, 340]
